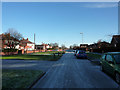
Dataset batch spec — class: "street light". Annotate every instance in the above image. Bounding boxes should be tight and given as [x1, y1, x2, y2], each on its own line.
[80, 33, 83, 44]
[34, 33, 35, 53]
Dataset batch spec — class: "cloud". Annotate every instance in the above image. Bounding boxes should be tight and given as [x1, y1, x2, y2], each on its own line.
[82, 3, 118, 8]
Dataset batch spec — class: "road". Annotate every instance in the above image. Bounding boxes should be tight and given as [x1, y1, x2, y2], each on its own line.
[32, 52, 119, 88]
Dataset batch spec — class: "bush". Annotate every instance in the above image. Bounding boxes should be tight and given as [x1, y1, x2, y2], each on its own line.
[47, 48, 54, 50]
[2, 48, 18, 53]
[91, 47, 120, 53]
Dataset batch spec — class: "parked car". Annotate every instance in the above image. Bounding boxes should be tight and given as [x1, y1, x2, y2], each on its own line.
[100, 52, 120, 84]
[73, 50, 76, 52]
[76, 50, 87, 59]
[74, 50, 81, 56]
[74, 50, 78, 56]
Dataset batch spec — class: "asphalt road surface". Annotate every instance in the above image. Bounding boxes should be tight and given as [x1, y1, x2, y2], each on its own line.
[32, 52, 119, 88]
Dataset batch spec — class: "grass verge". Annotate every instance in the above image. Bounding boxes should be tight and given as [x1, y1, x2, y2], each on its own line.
[2, 54, 62, 61]
[33, 51, 65, 55]
[87, 53, 102, 60]
[86, 53, 102, 65]
[2, 69, 43, 88]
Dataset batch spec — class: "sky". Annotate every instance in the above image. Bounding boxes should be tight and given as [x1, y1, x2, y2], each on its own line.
[2, 2, 118, 48]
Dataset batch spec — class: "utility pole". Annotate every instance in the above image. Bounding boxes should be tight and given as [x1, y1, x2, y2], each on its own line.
[118, 1, 120, 35]
[34, 33, 35, 53]
[80, 33, 83, 44]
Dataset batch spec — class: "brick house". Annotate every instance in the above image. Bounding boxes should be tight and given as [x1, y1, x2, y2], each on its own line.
[35, 43, 52, 51]
[111, 35, 120, 48]
[80, 44, 88, 51]
[19, 38, 35, 51]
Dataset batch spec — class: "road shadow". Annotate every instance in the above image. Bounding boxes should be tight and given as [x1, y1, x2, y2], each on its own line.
[101, 70, 120, 87]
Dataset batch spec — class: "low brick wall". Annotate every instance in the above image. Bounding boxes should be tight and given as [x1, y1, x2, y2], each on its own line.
[47, 50, 52, 51]
[58, 49, 63, 51]
[0, 51, 18, 55]
[26, 50, 44, 54]
[0, 49, 64, 55]
[26, 50, 33, 54]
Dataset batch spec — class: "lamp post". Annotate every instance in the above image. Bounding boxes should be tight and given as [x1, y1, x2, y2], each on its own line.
[118, 1, 120, 35]
[34, 33, 35, 53]
[80, 33, 83, 44]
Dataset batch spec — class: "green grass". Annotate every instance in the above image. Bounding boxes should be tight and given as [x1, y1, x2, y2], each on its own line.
[87, 53, 102, 60]
[2, 69, 43, 88]
[2, 54, 62, 61]
[34, 51, 65, 55]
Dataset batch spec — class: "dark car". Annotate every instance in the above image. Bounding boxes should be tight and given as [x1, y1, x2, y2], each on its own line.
[74, 50, 79, 56]
[100, 52, 120, 84]
[76, 50, 87, 59]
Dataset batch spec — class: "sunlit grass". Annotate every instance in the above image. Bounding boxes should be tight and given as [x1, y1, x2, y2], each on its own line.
[2, 54, 62, 61]
[34, 51, 65, 55]
[2, 69, 43, 88]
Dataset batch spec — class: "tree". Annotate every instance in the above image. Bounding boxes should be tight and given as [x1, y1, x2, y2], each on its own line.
[73, 44, 78, 49]
[69, 45, 73, 49]
[6, 28, 23, 40]
[61, 44, 66, 50]
[4, 28, 23, 49]
[97, 39, 102, 44]
[49, 43, 59, 49]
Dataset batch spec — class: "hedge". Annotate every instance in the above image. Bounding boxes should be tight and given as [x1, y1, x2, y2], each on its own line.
[2, 48, 18, 53]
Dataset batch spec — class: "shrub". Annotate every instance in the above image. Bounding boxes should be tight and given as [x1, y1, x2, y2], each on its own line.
[2, 48, 18, 53]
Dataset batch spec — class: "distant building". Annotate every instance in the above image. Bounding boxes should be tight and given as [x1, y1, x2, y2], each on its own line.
[88, 41, 111, 52]
[80, 44, 88, 48]
[97, 41, 111, 48]
[35, 43, 52, 50]
[80, 44, 88, 51]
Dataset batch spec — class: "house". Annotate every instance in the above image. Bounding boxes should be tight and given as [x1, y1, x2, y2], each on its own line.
[0, 34, 19, 49]
[35, 45, 45, 50]
[111, 35, 120, 48]
[80, 44, 88, 51]
[35, 43, 52, 51]
[19, 38, 35, 51]
[97, 41, 111, 48]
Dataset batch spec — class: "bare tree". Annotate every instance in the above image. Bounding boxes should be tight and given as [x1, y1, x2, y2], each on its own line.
[49, 43, 59, 49]
[7, 28, 23, 40]
[69, 45, 73, 49]
[4, 28, 23, 49]
[97, 39, 102, 44]
[61, 44, 66, 50]
[73, 44, 78, 49]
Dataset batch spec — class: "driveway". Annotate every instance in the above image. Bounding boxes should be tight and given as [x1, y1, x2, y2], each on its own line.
[32, 52, 119, 88]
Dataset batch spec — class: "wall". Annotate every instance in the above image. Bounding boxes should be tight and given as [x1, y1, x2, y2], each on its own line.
[0, 51, 18, 55]
[27, 43, 35, 50]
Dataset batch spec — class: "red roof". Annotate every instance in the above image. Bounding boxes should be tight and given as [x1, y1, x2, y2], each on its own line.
[20, 38, 34, 46]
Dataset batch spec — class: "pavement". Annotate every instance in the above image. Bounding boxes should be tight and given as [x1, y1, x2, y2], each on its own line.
[32, 52, 119, 88]
[2, 52, 119, 88]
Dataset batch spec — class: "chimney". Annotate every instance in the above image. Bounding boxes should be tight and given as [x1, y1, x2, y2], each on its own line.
[27, 38, 28, 40]
[118, 1, 120, 35]
[23, 38, 24, 40]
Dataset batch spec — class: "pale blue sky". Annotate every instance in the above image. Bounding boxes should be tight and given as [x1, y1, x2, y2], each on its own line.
[2, 2, 118, 47]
